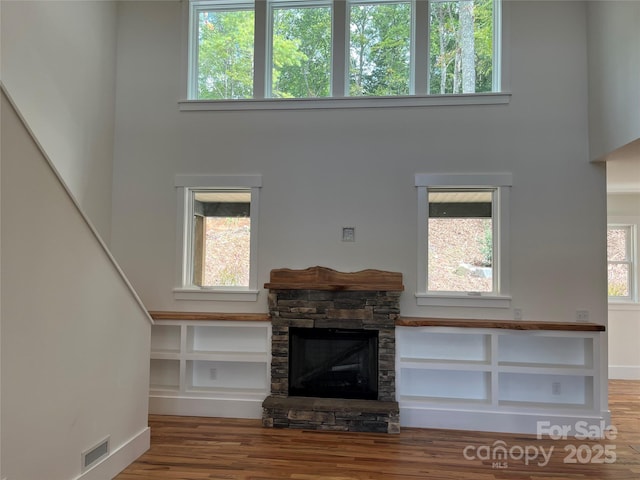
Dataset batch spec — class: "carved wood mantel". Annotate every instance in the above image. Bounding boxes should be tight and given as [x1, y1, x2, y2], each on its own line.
[264, 266, 404, 291]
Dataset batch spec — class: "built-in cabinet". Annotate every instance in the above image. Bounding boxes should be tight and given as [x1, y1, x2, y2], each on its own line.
[149, 317, 271, 419]
[148, 313, 607, 434]
[396, 325, 605, 433]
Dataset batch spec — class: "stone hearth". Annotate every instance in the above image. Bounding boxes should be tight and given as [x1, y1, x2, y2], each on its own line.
[262, 266, 403, 433]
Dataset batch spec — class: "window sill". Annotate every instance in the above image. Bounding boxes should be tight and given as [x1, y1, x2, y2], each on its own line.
[173, 288, 260, 302]
[608, 302, 640, 312]
[415, 293, 512, 308]
[178, 92, 511, 112]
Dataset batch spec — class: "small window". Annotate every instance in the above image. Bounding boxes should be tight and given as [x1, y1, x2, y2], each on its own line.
[191, 190, 251, 287]
[428, 189, 494, 293]
[607, 225, 634, 301]
[415, 173, 511, 307]
[175, 175, 261, 301]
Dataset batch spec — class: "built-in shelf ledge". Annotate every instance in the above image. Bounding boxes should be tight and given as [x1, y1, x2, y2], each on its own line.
[397, 317, 605, 332]
[149, 311, 270, 322]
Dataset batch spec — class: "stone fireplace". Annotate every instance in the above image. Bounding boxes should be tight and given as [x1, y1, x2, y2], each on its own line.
[262, 266, 402, 433]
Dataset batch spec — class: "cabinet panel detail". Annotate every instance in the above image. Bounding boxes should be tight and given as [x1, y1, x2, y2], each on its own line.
[498, 372, 592, 408]
[151, 325, 181, 353]
[398, 330, 490, 363]
[400, 369, 490, 402]
[187, 360, 268, 392]
[150, 359, 180, 391]
[188, 325, 268, 354]
[498, 335, 592, 368]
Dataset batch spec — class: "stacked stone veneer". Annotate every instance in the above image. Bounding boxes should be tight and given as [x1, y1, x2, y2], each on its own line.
[262, 285, 401, 434]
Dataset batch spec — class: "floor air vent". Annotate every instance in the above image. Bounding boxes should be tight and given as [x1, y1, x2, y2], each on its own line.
[82, 436, 110, 471]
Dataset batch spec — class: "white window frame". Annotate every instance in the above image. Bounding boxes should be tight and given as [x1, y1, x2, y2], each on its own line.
[415, 173, 512, 308]
[174, 174, 262, 301]
[607, 223, 637, 304]
[182, 0, 509, 110]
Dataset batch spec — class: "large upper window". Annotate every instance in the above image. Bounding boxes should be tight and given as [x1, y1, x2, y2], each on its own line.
[188, 0, 501, 100]
[415, 173, 511, 307]
[175, 175, 261, 301]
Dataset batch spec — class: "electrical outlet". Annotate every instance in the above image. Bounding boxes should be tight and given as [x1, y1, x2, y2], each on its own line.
[576, 310, 589, 322]
[514, 308, 523, 320]
[552, 382, 561, 395]
[209, 368, 217, 380]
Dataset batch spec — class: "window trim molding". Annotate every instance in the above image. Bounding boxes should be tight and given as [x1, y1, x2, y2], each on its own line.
[414, 172, 512, 308]
[174, 174, 262, 301]
[179, 92, 511, 111]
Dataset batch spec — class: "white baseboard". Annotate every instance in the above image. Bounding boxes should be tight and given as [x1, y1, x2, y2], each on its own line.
[400, 406, 610, 436]
[150, 395, 263, 419]
[74, 427, 150, 480]
[609, 365, 640, 380]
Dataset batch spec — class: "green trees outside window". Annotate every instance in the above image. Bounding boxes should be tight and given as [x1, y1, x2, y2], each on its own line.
[271, 5, 332, 98]
[349, 2, 411, 96]
[429, 0, 494, 94]
[191, 0, 498, 100]
[197, 9, 255, 99]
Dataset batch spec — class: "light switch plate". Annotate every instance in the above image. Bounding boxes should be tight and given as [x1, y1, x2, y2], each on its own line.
[342, 226, 355, 242]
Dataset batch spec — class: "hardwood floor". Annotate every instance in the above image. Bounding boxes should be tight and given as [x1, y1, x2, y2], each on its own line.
[116, 380, 640, 479]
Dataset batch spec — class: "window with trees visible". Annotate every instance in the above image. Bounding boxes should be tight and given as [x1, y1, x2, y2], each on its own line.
[427, 189, 494, 293]
[270, 2, 332, 98]
[349, 1, 412, 96]
[193, 3, 255, 99]
[607, 225, 635, 301]
[415, 173, 511, 307]
[188, 0, 500, 100]
[175, 175, 261, 301]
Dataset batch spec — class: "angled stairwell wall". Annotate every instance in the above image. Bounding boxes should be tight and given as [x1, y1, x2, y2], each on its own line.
[1, 89, 152, 480]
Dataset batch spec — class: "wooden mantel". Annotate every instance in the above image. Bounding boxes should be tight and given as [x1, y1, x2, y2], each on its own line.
[264, 266, 404, 291]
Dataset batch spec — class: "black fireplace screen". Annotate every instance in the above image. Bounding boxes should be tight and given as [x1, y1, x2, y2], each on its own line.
[288, 327, 378, 400]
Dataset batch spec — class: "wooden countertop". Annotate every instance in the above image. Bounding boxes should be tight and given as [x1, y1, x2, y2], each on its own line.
[396, 317, 606, 331]
[149, 311, 270, 322]
[148, 311, 606, 331]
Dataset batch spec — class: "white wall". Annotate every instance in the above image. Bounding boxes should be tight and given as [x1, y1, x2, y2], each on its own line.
[1, 93, 151, 480]
[0, 0, 118, 240]
[112, 0, 607, 325]
[0, 5, 3, 477]
[587, 1, 640, 161]
[607, 192, 640, 379]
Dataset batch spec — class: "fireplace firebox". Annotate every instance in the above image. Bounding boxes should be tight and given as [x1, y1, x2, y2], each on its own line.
[288, 327, 378, 400]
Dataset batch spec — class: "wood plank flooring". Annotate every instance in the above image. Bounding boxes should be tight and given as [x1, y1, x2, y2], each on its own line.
[116, 380, 640, 479]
